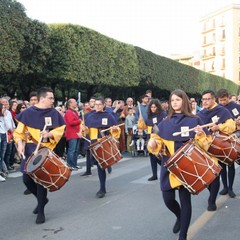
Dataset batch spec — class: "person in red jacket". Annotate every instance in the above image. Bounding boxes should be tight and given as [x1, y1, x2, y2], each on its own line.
[64, 98, 82, 170]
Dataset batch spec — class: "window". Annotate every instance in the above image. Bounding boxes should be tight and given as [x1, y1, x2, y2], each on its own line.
[222, 29, 225, 39]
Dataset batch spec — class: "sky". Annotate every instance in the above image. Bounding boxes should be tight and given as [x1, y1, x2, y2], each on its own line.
[17, 0, 240, 57]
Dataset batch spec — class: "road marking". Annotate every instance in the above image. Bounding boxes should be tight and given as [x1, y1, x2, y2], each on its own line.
[188, 195, 229, 240]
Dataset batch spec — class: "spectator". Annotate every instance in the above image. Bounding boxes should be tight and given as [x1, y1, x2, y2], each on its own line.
[0, 103, 12, 182]
[64, 98, 82, 170]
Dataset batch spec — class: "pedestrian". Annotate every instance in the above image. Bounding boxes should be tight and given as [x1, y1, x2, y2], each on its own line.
[13, 87, 65, 224]
[0, 103, 12, 182]
[147, 89, 212, 240]
[64, 98, 82, 170]
[83, 97, 121, 198]
[216, 88, 240, 198]
[197, 89, 236, 210]
[145, 98, 167, 181]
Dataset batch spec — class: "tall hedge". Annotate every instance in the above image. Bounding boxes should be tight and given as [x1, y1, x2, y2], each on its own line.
[47, 24, 140, 87]
[135, 47, 238, 94]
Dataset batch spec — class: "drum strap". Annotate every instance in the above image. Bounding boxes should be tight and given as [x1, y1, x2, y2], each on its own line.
[26, 132, 45, 149]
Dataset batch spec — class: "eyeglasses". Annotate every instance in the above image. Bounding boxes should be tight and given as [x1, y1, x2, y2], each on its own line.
[201, 98, 212, 102]
[46, 97, 55, 100]
[94, 103, 103, 106]
[21, 106, 26, 109]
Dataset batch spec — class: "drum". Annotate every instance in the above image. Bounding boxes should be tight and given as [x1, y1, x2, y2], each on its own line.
[234, 130, 240, 138]
[207, 131, 240, 166]
[165, 141, 222, 194]
[89, 135, 122, 169]
[25, 147, 71, 192]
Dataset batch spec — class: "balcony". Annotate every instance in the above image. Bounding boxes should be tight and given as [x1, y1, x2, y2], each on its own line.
[202, 41, 215, 47]
[202, 54, 216, 60]
[202, 26, 216, 34]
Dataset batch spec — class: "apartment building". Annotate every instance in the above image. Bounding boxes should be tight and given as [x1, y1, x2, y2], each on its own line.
[200, 4, 240, 84]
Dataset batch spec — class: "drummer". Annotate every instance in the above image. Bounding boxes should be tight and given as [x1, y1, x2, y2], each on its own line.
[13, 87, 65, 224]
[216, 89, 240, 198]
[82, 97, 121, 198]
[145, 98, 167, 181]
[197, 89, 236, 211]
[148, 89, 212, 240]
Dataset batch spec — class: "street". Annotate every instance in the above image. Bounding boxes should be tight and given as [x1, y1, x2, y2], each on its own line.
[1, 153, 240, 240]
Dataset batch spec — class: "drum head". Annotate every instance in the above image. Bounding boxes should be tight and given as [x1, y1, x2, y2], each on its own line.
[26, 148, 50, 173]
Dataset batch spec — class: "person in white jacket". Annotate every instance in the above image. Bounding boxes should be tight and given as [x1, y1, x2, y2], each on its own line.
[0, 103, 12, 182]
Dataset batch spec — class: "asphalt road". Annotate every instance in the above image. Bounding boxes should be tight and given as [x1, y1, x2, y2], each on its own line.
[1, 153, 240, 240]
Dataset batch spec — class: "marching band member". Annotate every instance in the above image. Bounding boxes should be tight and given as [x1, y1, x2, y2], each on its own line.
[197, 90, 236, 210]
[83, 97, 121, 198]
[145, 99, 167, 181]
[13, 87, 65, 224]
[148, 89, 212, 240]
[216, 89, 240, 198]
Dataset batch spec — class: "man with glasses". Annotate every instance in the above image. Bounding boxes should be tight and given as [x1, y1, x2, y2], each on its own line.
[122, 97, 136, 116]
[14, 87, 65, 224]
[197, 90, 235, 211]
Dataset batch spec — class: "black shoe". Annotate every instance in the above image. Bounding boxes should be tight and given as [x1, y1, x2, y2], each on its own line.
[228, 189, 236, 198]
[36, 213, 45, 224]
[24, 189, 31, 195]
[81, 172, 92, 177]
[173, 219, 181, 233]
[148, 176, 158, 181]
[96, 190, 106, 198]
[207, 204, 217, 211]
[33, 198, 49, 214]
[107, 166, 112, 174]
[219, 188, 228, 195]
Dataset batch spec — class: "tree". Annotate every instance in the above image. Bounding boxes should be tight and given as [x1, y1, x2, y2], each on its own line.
[0, 0, 28, 73]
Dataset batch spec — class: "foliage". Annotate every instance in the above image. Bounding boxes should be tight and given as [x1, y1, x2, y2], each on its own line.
[0, 1, 239, 100]
[47, 24, 139, 88]
[0, 0, 28, 73]
[135, 47, 239, 95]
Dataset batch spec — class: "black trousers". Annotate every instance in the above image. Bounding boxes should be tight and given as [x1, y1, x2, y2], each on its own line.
[23, 173, 48, 214]
[162, 187, 191, 240]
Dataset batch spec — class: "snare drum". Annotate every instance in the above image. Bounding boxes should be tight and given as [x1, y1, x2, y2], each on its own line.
[89, 135, 122, 169]
[207, 131, 240, 166]
[25, 147, 71, 192]
[165, 141, 222, 194]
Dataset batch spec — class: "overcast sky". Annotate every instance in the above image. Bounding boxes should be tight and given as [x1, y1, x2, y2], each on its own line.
[17, 0, 240, 57]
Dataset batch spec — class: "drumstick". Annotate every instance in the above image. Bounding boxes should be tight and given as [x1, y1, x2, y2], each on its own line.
[172, 122, 217, 136]
[33, 124, 47, 155]
[81, 136, 91, 143]
[100, 123, 125, 133]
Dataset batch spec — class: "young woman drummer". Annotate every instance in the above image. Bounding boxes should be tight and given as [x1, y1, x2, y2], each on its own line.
[147, 89, 212, 240]
[82, 97, 121, 198]
[145, 99, 167, 181]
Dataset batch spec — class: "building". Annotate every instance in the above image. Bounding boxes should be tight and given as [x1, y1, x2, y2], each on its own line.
[170, 54, 201, 70]
[200, 4, 240, 85]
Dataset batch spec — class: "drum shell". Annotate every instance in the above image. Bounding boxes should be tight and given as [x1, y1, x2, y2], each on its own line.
[207, 132, 240, 165]
[89, 135, 122, 169]
[165, 141, 222, 194]
[25, 148, 71, 192]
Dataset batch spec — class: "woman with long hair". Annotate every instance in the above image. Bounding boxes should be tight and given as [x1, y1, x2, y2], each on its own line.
[145, 98, 167, 181]
[148, 89, 212, 240]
